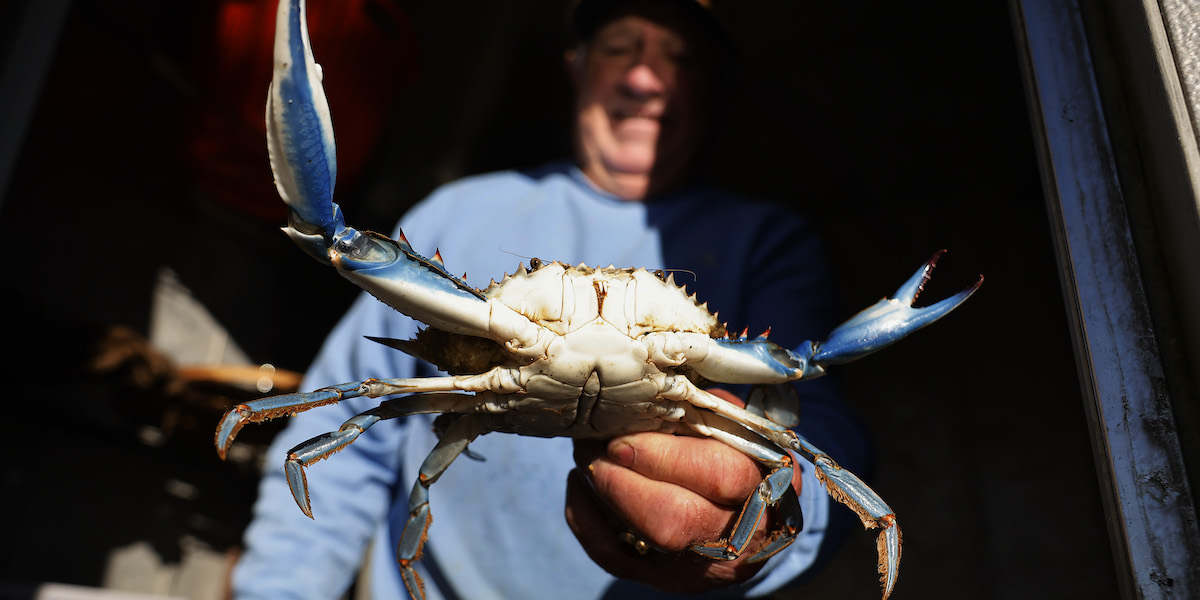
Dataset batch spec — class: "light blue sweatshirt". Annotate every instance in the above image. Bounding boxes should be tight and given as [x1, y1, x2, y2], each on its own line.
[233, 162, 869, 599]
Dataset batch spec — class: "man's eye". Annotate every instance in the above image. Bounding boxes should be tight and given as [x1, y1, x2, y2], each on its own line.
[599, 44, 634, 57]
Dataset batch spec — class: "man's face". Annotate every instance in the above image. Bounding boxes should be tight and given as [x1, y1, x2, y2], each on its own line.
[570, 6, 717, 199]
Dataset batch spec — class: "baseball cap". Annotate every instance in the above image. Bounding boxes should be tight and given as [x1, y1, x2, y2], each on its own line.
[569, 0, 732, 54]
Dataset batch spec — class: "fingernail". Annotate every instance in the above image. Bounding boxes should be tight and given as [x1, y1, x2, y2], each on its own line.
[608, 439, 635, 467]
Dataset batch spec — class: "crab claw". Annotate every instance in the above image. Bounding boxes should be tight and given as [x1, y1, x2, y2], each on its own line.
[267, 0, 349, 265]
[263, 0, 545, 352]
[809, 250, 981, 366]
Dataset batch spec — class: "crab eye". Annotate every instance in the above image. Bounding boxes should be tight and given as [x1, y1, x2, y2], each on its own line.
[529, 258, 544, 270]
[653, 269, 667, 281]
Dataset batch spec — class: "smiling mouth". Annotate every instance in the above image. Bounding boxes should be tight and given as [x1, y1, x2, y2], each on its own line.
[612, 108, 663, 121]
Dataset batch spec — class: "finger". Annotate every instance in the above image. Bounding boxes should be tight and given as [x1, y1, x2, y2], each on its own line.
[564, 469, 765, 594]
[606, 431, 763, 506]
[564, 469, 634, 562]
[588, 451, 739, 551]
[576, 437, 748, 551]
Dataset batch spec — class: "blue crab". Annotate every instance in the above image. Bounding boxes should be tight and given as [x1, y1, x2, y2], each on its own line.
[215, 1, 982, 598]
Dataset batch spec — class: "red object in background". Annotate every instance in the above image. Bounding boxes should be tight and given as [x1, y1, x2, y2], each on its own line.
[184, 0, 420, 222]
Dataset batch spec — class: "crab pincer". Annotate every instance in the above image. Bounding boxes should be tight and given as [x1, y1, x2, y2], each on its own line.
[810, 250, 983, 366]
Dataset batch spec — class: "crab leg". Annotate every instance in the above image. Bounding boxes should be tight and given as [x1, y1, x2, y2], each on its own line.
[746, 383, 800, 428]
[267, 0, 544, 349]
[745, 486, 804, 562]
[273, 403, 506, 600]
[397, 413, 505, 600]
[683, 406, 802, 562]
[215, 381, 364, 460]
[282, 393, 498, 518]
[215, 368, 525, 459]
[666, 379, 899, 598]
[791, 435, 900, 600]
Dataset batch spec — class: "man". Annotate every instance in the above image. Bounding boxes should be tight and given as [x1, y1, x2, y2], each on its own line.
[233, 0, 868, 597]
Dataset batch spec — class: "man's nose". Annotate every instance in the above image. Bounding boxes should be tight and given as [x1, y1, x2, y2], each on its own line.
[621, 60, 668, 98]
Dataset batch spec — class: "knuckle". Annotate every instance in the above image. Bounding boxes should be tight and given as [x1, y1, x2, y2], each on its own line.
[643, 494, 722, 551]
[695, 444, 762, 504]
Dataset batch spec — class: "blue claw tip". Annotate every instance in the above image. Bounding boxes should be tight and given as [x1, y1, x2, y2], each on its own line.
[811, 252, 981, 365]
[285, 459, 314, 518]
[894, 249, 944, 304]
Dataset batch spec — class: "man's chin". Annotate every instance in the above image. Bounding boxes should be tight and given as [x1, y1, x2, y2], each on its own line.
[603, 153, 657, 178]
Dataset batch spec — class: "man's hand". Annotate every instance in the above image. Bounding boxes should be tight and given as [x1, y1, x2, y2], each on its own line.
[564, 389, 803, 593]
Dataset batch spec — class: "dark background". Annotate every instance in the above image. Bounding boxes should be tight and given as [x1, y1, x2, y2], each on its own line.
[0, 0, 1117, 598]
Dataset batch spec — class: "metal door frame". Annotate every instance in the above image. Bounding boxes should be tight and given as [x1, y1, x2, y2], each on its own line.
[1012, 1, 1199, 597]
